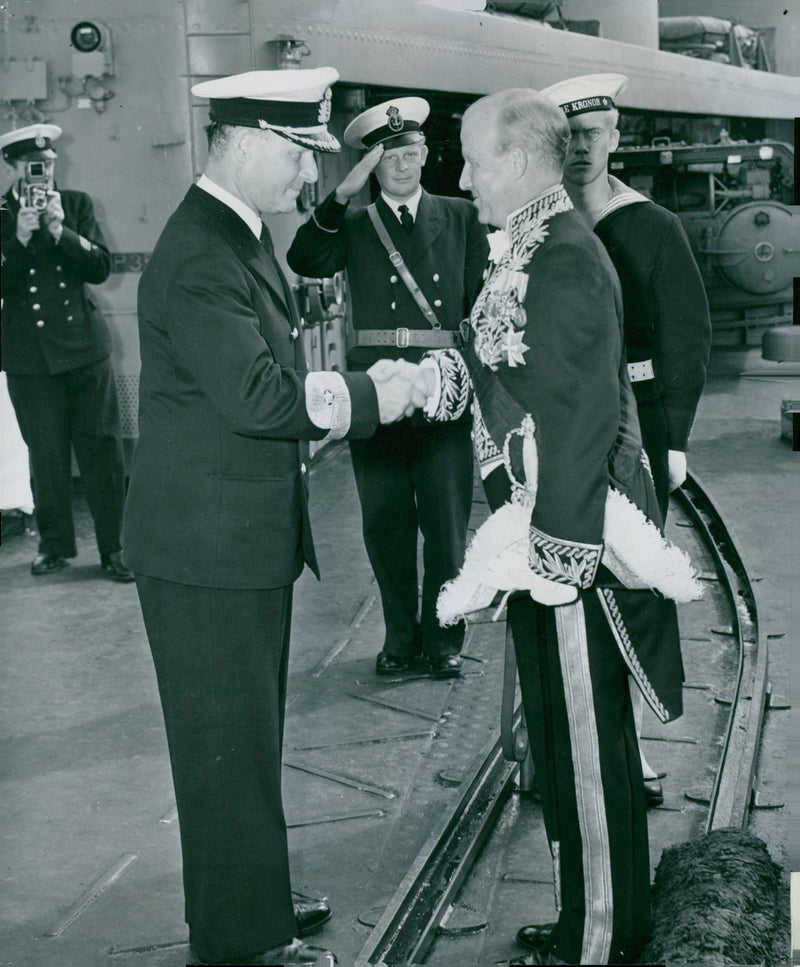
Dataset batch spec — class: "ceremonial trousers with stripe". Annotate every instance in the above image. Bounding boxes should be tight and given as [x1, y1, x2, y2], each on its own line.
[509, 590, 651, 965]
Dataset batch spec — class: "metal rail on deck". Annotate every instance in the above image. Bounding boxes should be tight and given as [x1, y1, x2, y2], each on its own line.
[673, 472, 769, 832]
[356, 473, 769, 965]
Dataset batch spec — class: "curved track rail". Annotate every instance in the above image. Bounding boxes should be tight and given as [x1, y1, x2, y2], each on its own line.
[354, 472, 769, 967]
[673, 473, 769, 832]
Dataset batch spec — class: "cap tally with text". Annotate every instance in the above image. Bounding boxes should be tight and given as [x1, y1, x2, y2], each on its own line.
[344, 97, 430, 150]
[0, 123, 62, 162]
[540, 73, 629, 118]
[191, 68, 341, 152]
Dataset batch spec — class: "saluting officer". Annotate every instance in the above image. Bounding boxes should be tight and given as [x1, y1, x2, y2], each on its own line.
[0, 124, 133, 581]
[288, 97, 489, 679]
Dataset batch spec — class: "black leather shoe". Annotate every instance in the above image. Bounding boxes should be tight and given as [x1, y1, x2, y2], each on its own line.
[189, 938, 336, 965]
[644, 777, 663, 808]
[294, 897, 331, 937]
[100, 551, 135, 582]
[429, 655, 462, 679]
[516, 922, 555, 951]
[31, 554, 69, 575]
[375, 651, 412, 675]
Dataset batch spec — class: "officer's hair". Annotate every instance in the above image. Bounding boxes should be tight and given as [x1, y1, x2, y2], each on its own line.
[474, 89, 571, 174]
[205, 122, 235, 159]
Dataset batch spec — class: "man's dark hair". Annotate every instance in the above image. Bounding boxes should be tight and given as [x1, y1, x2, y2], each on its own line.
[205, 122, 235, 160]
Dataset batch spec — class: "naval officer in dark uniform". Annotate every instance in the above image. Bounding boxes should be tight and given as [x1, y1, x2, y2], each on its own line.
[0, 123, 133, 581]
[123, 68, 426, 967]
[288, 97, 488, 679]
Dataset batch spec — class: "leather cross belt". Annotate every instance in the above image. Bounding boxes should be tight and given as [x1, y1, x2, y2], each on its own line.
[354, 328, 457, 349]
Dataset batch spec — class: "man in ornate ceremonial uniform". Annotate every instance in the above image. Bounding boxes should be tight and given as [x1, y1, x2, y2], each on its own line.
[1, 124, 133, 581]
[418, 89, 700, 965]
[123, 68, 425, 967]
[288, 97, 488, 679]
[541, 73, 712, 812]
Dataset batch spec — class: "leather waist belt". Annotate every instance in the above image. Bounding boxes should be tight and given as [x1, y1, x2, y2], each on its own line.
[627, 359, 654, 382]
[354, 328, 457, 349]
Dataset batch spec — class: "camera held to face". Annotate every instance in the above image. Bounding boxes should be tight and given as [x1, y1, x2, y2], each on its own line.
[23, 161, 54, 211]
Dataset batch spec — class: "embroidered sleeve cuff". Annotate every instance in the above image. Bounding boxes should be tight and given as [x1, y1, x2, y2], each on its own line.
[422, 348, 471, 422]
[528, 525, 603, 589]
[304, 371, 351, 440]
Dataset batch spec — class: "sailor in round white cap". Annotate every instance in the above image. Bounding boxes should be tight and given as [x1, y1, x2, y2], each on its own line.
[191, 67, 340, 152]
[0, 122, 62, 163]
[343, 95, 430, 150]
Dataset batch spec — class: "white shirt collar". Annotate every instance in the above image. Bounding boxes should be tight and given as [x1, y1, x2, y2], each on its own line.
[197, 174, 263, 239]
[382, 187, 422, 223]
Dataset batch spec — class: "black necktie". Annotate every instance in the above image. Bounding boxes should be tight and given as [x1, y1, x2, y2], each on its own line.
[259, 224, 274, 257]
[398, 204, 413, 237]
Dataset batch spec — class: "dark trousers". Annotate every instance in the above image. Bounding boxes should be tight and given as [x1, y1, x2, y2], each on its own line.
[349, 418, 473, 659]
[135, 576, 297, 964]
[509, 591, 651, 965]
[6, 359, 126, 558]
[636, 398, 669, 522]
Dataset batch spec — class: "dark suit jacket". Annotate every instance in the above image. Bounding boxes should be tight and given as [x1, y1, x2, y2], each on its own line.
[287, 189, 488, 367]
[1, 187, 112, 374]
[122, 185, 379, 589]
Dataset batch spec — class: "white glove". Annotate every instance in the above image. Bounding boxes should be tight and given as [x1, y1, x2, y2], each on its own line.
[486, 541, 578, 612]
[668, 450, 687, 491]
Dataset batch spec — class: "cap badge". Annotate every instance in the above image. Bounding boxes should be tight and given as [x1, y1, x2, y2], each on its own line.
[386, 105, 404, 133]
[35, 135, 46, 148]
[318, 87, 332, 124]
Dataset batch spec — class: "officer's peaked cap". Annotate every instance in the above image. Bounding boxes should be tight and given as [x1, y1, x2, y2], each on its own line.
[0, 123, 61, 162]
[191, 68, 341, 152]
[344, 97, 430, 151]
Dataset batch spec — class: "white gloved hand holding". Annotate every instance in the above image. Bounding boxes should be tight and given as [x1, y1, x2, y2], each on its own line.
[668, 449, 687, 491]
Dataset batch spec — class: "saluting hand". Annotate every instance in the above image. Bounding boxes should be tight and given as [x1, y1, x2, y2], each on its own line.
[334, 145, 384, 204]
[15, 204, 41, 246]
[42, 191, 65, 241]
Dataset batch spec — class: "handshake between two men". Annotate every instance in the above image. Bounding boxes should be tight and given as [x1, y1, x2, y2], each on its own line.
[366, 358, 438, 423]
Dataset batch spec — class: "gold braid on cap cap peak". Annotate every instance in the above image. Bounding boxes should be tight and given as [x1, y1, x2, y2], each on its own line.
[257, 119, 340, 153]
[207, 87, 339, 151]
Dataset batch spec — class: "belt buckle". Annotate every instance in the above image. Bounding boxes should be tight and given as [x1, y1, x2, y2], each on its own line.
[395, 327, 410, 349]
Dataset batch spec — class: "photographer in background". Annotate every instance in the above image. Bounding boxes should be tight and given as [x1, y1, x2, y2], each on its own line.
[0, 124, 133, 581]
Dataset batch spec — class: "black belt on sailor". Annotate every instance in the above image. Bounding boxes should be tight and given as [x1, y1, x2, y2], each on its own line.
[354, 328, 457, 349]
